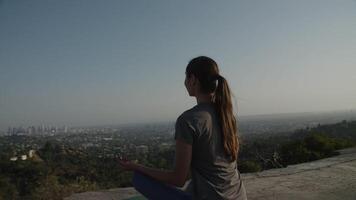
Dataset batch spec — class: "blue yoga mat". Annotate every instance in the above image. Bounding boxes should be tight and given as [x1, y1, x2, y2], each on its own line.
[132, 171, 192, 200]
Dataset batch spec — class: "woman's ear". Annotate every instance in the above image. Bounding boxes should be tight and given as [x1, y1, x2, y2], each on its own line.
[190, 74, 198, 86]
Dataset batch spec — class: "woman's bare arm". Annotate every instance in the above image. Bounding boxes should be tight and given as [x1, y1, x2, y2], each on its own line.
[119, 138, 192, 187]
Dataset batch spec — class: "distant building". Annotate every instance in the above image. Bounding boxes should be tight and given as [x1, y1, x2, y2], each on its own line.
[10, 157, 18, 161]
[7, 127, 12, 135]
[21, 155, 27, 160]
[159, 143, 173, 150]
[27, 126, 36, 135]
[11, 127, 17, 136]
[29, 150, 35, 158]
[17, 126, 26, 135]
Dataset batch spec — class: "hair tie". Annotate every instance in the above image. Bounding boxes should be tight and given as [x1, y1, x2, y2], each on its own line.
[211, 74, 222, 82]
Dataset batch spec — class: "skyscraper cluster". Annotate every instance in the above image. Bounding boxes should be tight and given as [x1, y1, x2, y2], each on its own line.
[6, 125, 69, 135]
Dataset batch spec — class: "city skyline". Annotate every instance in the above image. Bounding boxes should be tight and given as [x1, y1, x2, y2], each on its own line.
[1, 0, 356, 131]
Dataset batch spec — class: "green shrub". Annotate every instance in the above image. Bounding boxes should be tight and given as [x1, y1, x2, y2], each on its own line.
[238, 160, 262, 173]
[279, 133, 354, 166]
[0, 176, 18, 200]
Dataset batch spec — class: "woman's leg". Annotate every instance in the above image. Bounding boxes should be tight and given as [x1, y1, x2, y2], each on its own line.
[132, 171, 192, 200]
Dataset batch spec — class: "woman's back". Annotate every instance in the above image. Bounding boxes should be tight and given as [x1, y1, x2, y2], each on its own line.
[119, 56, 247, 200]
[175, 102, 247, 200]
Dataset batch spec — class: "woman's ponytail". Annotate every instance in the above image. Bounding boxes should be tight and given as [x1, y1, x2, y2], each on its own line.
[214, 75, 239, 161]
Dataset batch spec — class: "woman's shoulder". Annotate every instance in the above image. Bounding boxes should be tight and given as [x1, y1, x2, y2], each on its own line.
[176, 108, 195, 123]
[177, 105, 212, 124]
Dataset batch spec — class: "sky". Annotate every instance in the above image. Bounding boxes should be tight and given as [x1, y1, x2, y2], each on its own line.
[1, 0, 356, 130]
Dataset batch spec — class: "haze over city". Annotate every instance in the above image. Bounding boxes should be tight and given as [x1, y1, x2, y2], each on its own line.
[1, 0, 356, 131]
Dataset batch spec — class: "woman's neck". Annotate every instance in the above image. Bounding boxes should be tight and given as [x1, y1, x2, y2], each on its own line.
[196, 93, 214, 105]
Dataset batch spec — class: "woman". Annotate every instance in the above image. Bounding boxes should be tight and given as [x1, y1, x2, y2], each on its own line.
[119, 56, 247, 200]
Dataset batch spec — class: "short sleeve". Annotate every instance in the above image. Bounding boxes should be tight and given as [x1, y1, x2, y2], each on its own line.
[174, 115, 195, 145]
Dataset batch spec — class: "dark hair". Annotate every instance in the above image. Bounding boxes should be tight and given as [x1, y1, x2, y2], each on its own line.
[186, 56, 239, 161]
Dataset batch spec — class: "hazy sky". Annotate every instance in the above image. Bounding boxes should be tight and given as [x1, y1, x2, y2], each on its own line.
[1, 0, 356, 130]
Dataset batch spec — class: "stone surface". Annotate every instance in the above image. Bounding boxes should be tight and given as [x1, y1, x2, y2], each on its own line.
[65, 148, 356, 200]
[243, 148, 356, 200]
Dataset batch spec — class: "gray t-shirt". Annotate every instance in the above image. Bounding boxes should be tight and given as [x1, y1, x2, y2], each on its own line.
[174, 102, 247, 200]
